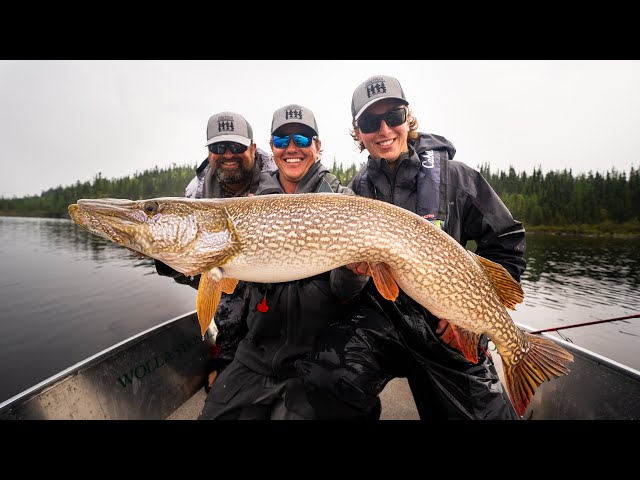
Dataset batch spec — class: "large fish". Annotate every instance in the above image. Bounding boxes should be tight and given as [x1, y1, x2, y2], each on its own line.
[68, 193, 573, 415]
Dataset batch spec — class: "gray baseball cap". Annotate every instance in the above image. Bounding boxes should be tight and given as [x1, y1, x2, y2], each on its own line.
[271, 104, 319, 136]
[351, 75, 409, 121]
[206, 111, 253, 147]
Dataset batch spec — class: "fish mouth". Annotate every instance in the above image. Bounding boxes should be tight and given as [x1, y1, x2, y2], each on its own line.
[68, 201, 129, 244]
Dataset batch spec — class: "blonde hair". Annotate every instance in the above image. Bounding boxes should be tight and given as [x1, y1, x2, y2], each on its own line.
[349, 106, 419, 153]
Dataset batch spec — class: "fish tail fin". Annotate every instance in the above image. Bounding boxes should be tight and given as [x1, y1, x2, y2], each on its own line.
[502, 333, 574, 416]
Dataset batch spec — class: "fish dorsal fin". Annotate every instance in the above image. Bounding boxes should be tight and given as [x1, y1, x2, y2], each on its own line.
[196, 268, 226, 340]
[370, 262, 399, 301]
[220, 277, 239, 294]
[447, 322, 481, 364]
[469, 252, 524, 310]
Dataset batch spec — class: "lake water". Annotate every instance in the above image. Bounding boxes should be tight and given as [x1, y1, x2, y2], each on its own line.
[1, 216, 639, 404]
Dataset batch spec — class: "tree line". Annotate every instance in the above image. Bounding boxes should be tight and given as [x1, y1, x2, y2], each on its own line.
[478, 164, 639, 230]
[1, 162, 638, 232]
[0, 164, 195, 218]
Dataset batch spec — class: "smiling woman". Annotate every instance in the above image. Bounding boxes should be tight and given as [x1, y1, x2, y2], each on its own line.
[269, 103, 322, 194]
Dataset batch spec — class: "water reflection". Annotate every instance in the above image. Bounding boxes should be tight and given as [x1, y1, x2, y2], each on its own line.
[524, 234, 640, 284]
[521, 234, 640, 313]
[9, 216, 160, 268]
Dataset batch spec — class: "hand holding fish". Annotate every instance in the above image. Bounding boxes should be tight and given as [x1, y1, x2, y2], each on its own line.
[435, 319, 460, 351]
[346, 261, 370, 276]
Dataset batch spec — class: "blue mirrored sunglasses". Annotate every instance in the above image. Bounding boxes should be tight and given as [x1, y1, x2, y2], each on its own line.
[272, 134, 316, 149]
[208, 142, 248, 155]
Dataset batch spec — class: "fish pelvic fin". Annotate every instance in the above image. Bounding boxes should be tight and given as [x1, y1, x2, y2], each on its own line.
[196, 269, 226, 341]
[469, 252, 524, 310]
[502, 333, 574, 416]
[220, 277, 239, 294]
[369, 262, 399, 301]
[448, 322, 482, 364]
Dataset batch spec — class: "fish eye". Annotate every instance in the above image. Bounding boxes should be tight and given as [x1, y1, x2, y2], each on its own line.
[143, 201, 159, 216]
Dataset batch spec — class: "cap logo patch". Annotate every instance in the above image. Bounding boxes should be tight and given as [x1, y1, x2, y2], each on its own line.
[217, 115, 236, 132]
[366, 79, 387, 98]
[285, 108, 303, 120]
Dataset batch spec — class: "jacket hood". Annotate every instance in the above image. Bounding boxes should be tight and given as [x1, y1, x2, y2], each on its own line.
[411, 133, 456, 159]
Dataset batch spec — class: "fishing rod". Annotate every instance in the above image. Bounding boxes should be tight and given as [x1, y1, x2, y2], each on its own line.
[529, 313, 640, 334]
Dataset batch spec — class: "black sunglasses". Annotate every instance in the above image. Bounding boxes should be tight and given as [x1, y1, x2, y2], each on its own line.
[272, 133, 316, 149]
[357, 107, 407, 134]
[208, 142, 249, 155]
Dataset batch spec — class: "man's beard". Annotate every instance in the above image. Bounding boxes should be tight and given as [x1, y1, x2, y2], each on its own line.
[214, 160, 252, 186]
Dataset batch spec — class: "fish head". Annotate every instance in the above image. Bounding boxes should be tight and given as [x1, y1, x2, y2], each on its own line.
[68, 197, 237, 276]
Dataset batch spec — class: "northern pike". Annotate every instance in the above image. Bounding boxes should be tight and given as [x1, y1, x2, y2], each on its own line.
[68, 193, 573, 416]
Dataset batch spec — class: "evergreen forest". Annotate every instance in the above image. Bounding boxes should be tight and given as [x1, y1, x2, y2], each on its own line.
[1, 161, 638, 234]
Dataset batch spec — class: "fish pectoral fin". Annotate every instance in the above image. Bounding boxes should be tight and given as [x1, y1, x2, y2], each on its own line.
[448, 322, 481, 364]
[369, 262, 399, 301]
[469, 252, 524, 310]
[221, 277, 239, 294]
[196, 271, 224, 341]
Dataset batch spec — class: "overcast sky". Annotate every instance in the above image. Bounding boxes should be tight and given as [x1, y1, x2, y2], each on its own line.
[1, 60, 639, 198]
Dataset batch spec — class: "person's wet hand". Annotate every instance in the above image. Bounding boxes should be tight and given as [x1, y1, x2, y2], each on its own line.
[435, 318, 461, 351]
[346, 262, 370, 276]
